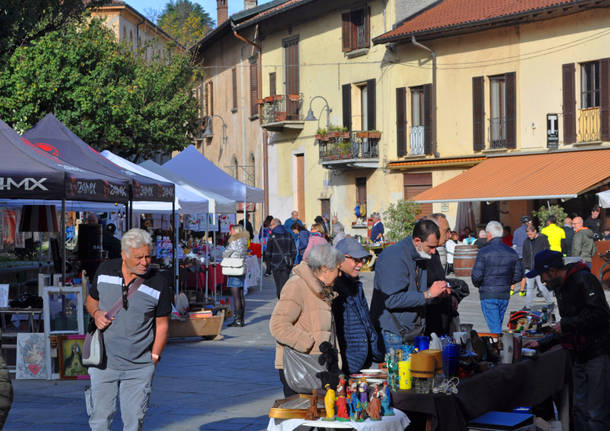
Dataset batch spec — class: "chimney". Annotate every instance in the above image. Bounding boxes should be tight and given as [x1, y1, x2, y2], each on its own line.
[244, 0, 257, 9]
[217, 0, 228, 25]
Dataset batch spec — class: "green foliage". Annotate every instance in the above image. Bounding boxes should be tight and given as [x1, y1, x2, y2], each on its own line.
[316, 128, 327, 136]
[532, 204, 567, 229]
[383, 200, 421, 242]
[158, 0, 214, 48]
[0, 19, 199, 159]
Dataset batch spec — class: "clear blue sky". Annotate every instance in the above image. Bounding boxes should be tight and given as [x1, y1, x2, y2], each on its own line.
[126, 0, 273, 25]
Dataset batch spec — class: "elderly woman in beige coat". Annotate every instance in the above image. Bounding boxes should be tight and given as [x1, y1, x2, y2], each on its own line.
[270, 243, 345, 397]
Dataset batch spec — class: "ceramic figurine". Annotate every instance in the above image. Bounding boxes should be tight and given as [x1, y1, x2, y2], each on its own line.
[305, 389, 319, 420]
[367, 391, 382, 421]
[336, 394, 349, 421]
[350, 389, 360, 420]
[381, 381, 394, 416]
[346, 386, 353, 418]
[337, 374, 346, 397]
[323, 384, 336, 420]
[353, 396, 364, 422]
[359, 377, 368, 406]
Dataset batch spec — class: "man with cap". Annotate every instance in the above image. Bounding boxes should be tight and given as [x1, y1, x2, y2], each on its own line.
[524, 250, 610, 431]
[332, 238, 383, 375]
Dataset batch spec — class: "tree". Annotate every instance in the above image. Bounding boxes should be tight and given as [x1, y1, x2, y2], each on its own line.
[158, 0, 214, 49]
[0, 0, 106, 59]
[383, 200, 421, 242]
[0, 19, 199, 160]
[532, 204, 568, 230]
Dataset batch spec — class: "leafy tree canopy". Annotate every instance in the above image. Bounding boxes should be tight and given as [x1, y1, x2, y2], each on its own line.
[0, 19, 199, 160]
[383, 200, 422, 242]
[158, 0, 213, 49]
[0, 0, 106, 59]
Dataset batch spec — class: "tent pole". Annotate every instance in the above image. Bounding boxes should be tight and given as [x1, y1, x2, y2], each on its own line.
[172, 200, 178, 299]
[205, 214, 209, 303]
[259, 202, 265, 292]
[213, 227, 217, 303]
[61, 199, 66, 285]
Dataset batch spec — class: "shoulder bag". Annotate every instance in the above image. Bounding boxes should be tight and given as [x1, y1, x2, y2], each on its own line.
[272, 235, 293, 269]
[282, 318, 336, 394]
[83, 277, 145, 367]
[221, 257, 246, 276]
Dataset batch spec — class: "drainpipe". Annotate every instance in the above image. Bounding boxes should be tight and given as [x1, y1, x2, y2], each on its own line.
[231, 23, 261, 50]
[136, 18, 145, 52]
[411, 35, 438, 157]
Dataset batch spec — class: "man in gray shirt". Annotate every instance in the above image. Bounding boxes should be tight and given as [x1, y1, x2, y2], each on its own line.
[86, 228, 170, 431]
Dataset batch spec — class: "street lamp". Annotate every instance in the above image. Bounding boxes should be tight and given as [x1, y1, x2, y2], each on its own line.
[202, 114, 228, 147]
[304, 96, 332, 128]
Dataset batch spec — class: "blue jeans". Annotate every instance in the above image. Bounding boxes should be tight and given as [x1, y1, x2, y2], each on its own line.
[573, 353, 610, 431]
[480, 298, 509, 334]
[87, 364, 155, 431]
[382, 330, 403, 354]
[227, 275, 245, 288]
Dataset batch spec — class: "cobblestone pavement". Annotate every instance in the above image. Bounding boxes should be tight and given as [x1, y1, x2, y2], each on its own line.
[5, 271, 609, 430]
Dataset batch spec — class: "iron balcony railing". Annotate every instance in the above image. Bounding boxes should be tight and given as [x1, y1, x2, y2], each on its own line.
[318, 131, 380, 163]
[577, 107, 601, 142]
[489, 116, 514, 149]
[260, 93, 303, 124]
[409, 125, 425, 155]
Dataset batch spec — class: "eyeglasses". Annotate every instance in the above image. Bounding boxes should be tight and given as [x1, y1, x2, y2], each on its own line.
[346, 255, 367, 264]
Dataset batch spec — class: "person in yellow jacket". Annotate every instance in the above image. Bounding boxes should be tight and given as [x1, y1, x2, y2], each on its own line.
[540, 215, 565, 253]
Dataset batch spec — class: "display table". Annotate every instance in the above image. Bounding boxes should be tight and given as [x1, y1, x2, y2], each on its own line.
[391, 347, 571, 431]
[267, 408, 410, 431]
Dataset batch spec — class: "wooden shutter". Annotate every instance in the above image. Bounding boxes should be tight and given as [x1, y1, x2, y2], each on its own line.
[423, 83, 433, 155]
[367, 78, 376, 130]
[472, 76, 485, 151]
[396, 87, 407, 157]
[342, 12, 352, 52]
[356, 177, 367, 205]
[250, 56, 259, 117]
[232, 67, 237, 110]
[404, 173, 432, 216]
[363, 7, 371, 48]
[269, 72, 276, 96]
[283, 37, 299, 119]
[342, 84, 352, 130]
[562, 63, 576, 144]
[601, 58, 610, 141]
[505, 72, 516, 149]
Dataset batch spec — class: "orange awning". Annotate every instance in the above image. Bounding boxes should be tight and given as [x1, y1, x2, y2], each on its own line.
[412, 149, 610, 203]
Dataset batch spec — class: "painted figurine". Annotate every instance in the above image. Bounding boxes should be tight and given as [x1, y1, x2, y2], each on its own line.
[381, 381, 394, 416]
[350, 387, 360, 420]
[353, 396, 364, 422]
[323, 384, 336, 420]
[367, 387, 382, 421]
[346, 386, 353, 418]
[359, 377, 368, 406]
[336, 394, 349, 421]
[337, 374, 346, 397]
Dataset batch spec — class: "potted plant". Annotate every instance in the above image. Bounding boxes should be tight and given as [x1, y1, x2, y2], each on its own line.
[264, 96, 274, 103]
[315, 128, 328, 141]
[288, 94, 300, 102]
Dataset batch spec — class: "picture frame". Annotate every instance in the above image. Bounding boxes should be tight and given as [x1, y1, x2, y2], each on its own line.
[42, 286, 84, 335]
[58, 335, 89, 380]
[16, 333, 51, 380]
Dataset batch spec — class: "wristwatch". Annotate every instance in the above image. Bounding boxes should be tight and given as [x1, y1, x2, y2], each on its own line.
[151, 353, 161, 362]
[424, 290, 431, 300]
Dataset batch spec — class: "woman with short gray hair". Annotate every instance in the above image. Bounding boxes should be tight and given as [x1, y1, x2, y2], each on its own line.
[269, 243, 344, 396]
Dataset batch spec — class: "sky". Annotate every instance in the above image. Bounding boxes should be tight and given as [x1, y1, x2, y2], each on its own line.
[126, 0, 274, 25]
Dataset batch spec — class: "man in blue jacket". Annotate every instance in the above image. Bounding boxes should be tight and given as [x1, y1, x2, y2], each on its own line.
[370, 220, 450, 353]
[332, 238, 383, 374]
[264, 219, 296, 298]
[471, 221, 522, 333]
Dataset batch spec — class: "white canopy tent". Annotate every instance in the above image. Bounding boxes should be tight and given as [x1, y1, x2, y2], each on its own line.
[597, 190, 610, 208]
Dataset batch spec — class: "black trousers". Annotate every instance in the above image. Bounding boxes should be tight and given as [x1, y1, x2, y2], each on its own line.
[272, 267, 291, 298]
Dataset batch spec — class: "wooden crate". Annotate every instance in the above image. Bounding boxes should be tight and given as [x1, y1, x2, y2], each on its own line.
[168, 310, 224, 340]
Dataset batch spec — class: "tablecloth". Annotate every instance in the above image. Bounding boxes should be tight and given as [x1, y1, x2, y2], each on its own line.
[267, 408, 410, 431]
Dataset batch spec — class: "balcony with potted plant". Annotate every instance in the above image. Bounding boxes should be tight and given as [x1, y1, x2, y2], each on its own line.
[260, 93, 305, 132]
[318, 128, 380, 169]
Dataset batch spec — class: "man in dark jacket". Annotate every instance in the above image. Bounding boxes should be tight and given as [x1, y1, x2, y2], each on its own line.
[562, 217, 574, 256]
[471, 221, 522, 334]
[333, 238, 383, 374]
[265, 218, 296, 298]
[370, 220, 450, 353]
[521, 225, 553, 309]
[584, 205, 602, 240]
[525, 250, 610, 431]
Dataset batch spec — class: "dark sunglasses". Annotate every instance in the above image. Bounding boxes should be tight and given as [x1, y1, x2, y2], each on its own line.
[346, 255, 367, 264]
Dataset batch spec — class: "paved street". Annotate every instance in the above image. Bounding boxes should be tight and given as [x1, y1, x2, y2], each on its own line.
[5, 271, 609, 430]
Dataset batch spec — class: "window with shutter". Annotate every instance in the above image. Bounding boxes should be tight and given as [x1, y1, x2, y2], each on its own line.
[283, 36, 299, 119]
[489, 75, 507, 148]
[562, 63, 576, 144]
[601, 58, 610, 141]
[410, 86, 425, 155]
[269, 72, 276, 96]
[250, 55, 259, 117]
[232, 67, 237, 111]
[366, 78, 376, 130]
[341, 8, 370, 53]
[404, 173, 432, 217]
[472, 76, 485, 151]
[396, 87, 407, 157]
[505, 72, 516, 149]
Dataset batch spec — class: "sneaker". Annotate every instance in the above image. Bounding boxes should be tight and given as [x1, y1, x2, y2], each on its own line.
[519, 291, 526, 297]
[510, 289, 515, 296]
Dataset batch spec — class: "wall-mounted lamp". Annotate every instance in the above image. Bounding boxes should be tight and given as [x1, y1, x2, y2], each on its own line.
[304, 96, 332, 129]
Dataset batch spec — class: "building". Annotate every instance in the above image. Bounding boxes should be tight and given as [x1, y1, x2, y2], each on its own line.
[90, 0, 179, 61]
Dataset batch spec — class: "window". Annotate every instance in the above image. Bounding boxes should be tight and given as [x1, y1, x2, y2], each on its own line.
[342, 8, 370, 52]
[269, 72, 276, 96]
[342, 79, 376, 131]
[247, 153, 255, 186]
[581, 61, 600, 108]
[249, 55, 259, 117]
[232, 67, 237, 111]
[356, 177, 367, 216]
[490, 76, 507, 145]
[411, 87, 424, 126]
[283, 36, 299, 119]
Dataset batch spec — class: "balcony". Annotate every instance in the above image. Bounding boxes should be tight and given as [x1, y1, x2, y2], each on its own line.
[409, 126, 425, 155]
[578, 107, 601, 143]
[489, 116, 514, 149]
[318, 130, 380, 169]
[260, 94, 305, 132]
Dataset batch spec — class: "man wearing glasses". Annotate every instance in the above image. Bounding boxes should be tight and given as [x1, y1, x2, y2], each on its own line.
[85, 228, 171, 431]
[332, 238, 383, 374]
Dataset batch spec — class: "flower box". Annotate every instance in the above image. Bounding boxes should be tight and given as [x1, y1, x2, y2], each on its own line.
[356, 131, 382, 139]
[264, 96, 274, 103]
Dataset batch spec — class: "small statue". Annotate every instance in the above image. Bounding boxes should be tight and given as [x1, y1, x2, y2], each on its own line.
[359, 377, 369, 406]
[381, 381, 394, 416]
[346, 386, 353, 418]
[323, 384, 336, 421]
[335, 394, 349, 421]
[367, 386, 382, 421]
[337, 374, 346, 397]
[350, 388, 360, 420]
[353, 396, 365, 422]
[305, 389, 320, 420]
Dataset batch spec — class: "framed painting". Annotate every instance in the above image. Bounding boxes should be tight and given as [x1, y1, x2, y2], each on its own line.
[58, 335, 89, 380]
[42, 286, 84, 335]
[16, 333, 51, 380]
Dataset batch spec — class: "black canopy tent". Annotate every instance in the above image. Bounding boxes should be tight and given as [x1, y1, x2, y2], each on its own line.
[0, 118, 131, 283]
